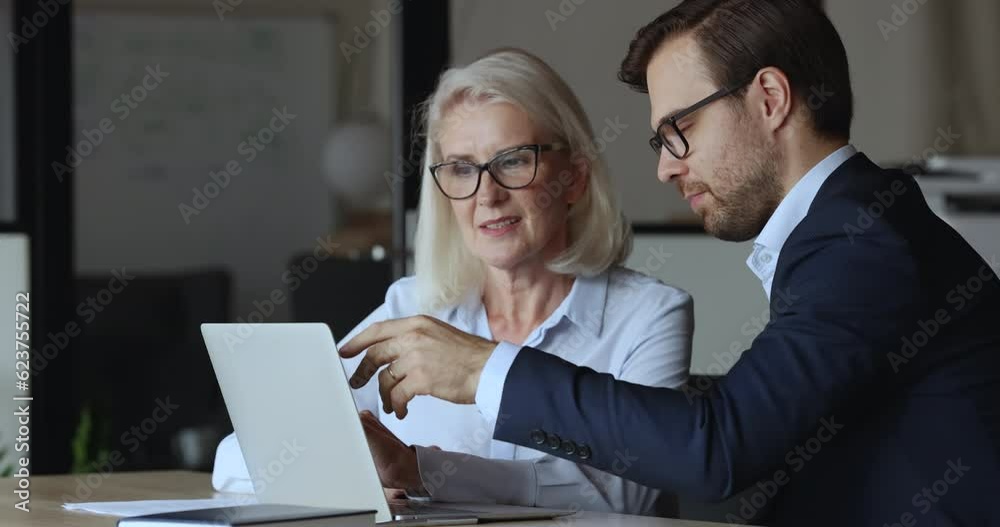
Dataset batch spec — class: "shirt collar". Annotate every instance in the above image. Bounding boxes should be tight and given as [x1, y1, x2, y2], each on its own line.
[560, 271, 609, 338]
[747, 144, 857, 289]
[457, 270, 609, 339]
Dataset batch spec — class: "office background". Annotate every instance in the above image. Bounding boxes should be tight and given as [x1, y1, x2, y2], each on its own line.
[1, 0, 998, 521]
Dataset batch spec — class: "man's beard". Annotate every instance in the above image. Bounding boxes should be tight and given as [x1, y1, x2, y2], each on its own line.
[700, 145, 784, 242]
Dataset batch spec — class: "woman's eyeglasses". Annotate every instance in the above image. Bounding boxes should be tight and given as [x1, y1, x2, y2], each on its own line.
[430, 143, 566, 200]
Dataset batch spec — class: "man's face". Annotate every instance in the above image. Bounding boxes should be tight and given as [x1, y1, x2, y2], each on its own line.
[646, 35, 783, 242]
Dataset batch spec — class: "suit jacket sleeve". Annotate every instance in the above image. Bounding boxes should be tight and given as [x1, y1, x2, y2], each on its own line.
[415, 292, 694, 515]
[493, 229, 922, 500]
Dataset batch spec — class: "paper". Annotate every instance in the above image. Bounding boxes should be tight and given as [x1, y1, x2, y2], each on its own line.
[63, 496, 259, 517]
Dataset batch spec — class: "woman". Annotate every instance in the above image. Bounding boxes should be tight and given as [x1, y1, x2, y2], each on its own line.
[213, 48, 692, 517]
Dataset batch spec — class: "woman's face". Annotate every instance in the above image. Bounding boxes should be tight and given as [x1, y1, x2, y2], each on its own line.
[436, 101, 588, 272]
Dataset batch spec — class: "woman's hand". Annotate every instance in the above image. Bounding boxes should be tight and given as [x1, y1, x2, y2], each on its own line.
[360, 411, 425, 495]
[383, 488, 407, 501]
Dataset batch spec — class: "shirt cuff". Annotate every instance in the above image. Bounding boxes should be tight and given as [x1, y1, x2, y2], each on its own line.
[414, 445, 536, 505]
[474, 341, 521, 423]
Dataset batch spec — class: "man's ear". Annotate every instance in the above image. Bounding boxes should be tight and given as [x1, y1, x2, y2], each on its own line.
[751, 67, 794, 133]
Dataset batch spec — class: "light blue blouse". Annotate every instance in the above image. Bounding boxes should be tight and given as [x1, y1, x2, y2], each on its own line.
[213, 266, 692, 516]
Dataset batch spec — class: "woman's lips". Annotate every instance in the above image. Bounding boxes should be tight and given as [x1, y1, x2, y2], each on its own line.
[479, 217, 522, 237]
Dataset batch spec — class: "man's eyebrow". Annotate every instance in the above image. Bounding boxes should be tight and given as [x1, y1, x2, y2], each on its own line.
[654, 108, 685, 130]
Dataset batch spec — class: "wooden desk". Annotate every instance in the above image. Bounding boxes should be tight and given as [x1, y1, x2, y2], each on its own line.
[0, 470, 733, 526]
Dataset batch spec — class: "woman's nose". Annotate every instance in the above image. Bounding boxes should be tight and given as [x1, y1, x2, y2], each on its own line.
[656, 149, 688, 184]
[477, 170, 508, 205]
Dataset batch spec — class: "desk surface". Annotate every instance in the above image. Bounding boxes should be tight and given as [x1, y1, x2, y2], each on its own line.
[0, 470, 734, 526]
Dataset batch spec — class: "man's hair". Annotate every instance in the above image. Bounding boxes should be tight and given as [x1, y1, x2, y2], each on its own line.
[619, 0, 853, 140]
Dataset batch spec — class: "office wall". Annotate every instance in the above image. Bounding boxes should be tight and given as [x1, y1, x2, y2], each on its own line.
[448, 0, 966, 223]
[625, 235, 767, 374]
[825, 0, 954, 164]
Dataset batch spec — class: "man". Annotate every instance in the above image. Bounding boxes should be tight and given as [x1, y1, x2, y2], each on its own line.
[341, 1, 1000, 525]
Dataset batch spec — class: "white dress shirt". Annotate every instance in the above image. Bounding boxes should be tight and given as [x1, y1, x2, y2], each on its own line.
[476, 145, 858, 429]
[213, 266, 693, 516]
[745, 144, 857, 299]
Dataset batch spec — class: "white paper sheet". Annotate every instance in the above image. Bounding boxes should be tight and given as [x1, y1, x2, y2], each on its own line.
[63, 496, 259, 517]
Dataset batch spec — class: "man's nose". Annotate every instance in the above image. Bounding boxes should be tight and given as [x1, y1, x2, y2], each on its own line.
[656, 149, 688, 184]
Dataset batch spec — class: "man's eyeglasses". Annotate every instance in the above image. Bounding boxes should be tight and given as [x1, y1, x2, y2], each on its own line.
[649, 78, 754, 159]
[430, 143, 566, 200]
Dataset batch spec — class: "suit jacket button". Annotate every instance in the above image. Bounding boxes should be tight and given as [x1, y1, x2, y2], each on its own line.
[546, 433, 562, 450]
[578, 445, 592, 460]
[561, 439, 577, 456]
[530, 429, 547, 446]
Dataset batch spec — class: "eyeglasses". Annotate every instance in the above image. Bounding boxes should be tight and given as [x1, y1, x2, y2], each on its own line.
[430, 143, 566, 200]
[649, 78, 754, 159]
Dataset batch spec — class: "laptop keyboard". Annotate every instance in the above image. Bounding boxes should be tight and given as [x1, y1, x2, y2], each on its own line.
[389, 499, 475, 518]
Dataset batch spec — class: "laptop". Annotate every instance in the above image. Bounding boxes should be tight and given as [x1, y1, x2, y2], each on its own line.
[201, 323, 573, 525]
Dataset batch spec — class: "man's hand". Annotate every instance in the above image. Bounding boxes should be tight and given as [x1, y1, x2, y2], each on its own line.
[359, 411, 423, 494]
[339, 315, 497, 419]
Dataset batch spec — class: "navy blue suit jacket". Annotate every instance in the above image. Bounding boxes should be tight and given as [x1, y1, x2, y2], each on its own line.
[494, 154, 1000, 526]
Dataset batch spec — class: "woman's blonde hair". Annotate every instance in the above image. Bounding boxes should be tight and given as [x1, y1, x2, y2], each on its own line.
[413, 48, 632, 311]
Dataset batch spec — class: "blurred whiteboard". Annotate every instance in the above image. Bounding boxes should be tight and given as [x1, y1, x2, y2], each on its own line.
[73, 13, 337, 321]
